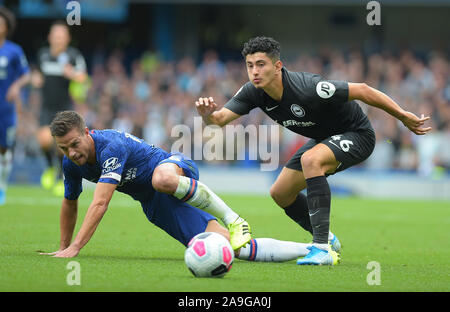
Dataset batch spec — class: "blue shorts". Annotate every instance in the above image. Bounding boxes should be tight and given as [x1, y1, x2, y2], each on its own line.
[0, 114, 16, 149]
[157, 152, 200, 180]
[141, 153, 216, 246]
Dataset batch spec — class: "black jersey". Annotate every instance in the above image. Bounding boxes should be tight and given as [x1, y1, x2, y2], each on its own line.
[225, 68, 373, 141]
[37, 46, 86, 110]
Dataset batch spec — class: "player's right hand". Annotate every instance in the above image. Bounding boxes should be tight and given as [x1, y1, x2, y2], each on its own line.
[401, 112, 432, 135]
[195, 97, 218, 117]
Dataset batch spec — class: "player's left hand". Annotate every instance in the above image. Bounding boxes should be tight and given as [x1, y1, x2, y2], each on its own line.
[401, 112, 432, 135]
[52, 245, 80, 258]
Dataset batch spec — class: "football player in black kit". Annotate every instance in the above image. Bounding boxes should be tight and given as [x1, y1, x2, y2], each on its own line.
[195, 36, 431, 265]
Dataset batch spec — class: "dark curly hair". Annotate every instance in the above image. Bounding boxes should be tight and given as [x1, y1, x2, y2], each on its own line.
[50, 111, 86, 137]
[241, 36, 281, 62]
[0, 6, 16, 37]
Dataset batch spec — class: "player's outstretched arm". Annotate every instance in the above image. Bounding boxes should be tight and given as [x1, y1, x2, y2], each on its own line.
[348, 82, 431, 135]
[39, 198, 78, 256]
[52, 182, 117, 258]
[195, 96, 241, 127]
[59, 198, 78, 250]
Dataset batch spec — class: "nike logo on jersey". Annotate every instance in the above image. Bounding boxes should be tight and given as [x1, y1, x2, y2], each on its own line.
[265, 105, 279, 111]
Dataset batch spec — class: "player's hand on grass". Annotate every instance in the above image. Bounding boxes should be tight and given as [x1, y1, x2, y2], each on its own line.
[401, 112, 432, 135]
[52, 245, 80, 258]
[195, 97, 218, 117]
[38, 245, 80, 258]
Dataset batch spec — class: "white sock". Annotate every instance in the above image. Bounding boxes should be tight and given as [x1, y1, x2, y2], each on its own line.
[237, 238, 310, 262]
[0, 150, 12, 191]
[173, 176, 239, 226]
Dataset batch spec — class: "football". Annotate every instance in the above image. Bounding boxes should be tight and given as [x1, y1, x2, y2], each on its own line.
[184, 232, 234, 278]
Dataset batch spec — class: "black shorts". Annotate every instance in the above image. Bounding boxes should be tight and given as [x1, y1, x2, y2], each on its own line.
[285, 128, 376, 175]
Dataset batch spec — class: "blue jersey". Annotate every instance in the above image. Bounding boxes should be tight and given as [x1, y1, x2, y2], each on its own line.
[0, 40, 29, 117]
[63, 129, 169, 203]
[63, 129, 215, 246]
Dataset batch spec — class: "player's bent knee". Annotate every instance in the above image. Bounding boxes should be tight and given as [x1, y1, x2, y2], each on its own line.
[270, 184, 295, 208]
[269, 184, 277, 199]
[300, 151, 322, 171]
[151, 168, 178, 194]
[269, 185, 283, 206]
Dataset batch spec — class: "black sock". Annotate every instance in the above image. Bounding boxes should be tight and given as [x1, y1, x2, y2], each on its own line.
[306, 176, 331, 245]
[283, 192, 313, 234]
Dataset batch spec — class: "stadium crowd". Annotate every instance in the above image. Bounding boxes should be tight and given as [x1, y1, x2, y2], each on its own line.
[14, 47, 450, 175]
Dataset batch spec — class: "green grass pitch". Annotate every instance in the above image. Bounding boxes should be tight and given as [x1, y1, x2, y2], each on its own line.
[0, 185, 449, 292]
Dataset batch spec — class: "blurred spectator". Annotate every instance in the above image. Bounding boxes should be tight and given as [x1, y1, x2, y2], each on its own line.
[32, 20, 87, 195]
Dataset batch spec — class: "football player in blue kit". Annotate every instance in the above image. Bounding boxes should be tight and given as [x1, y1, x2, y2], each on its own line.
[40, 110, 314, 262]
[0, 7, 30, 205]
